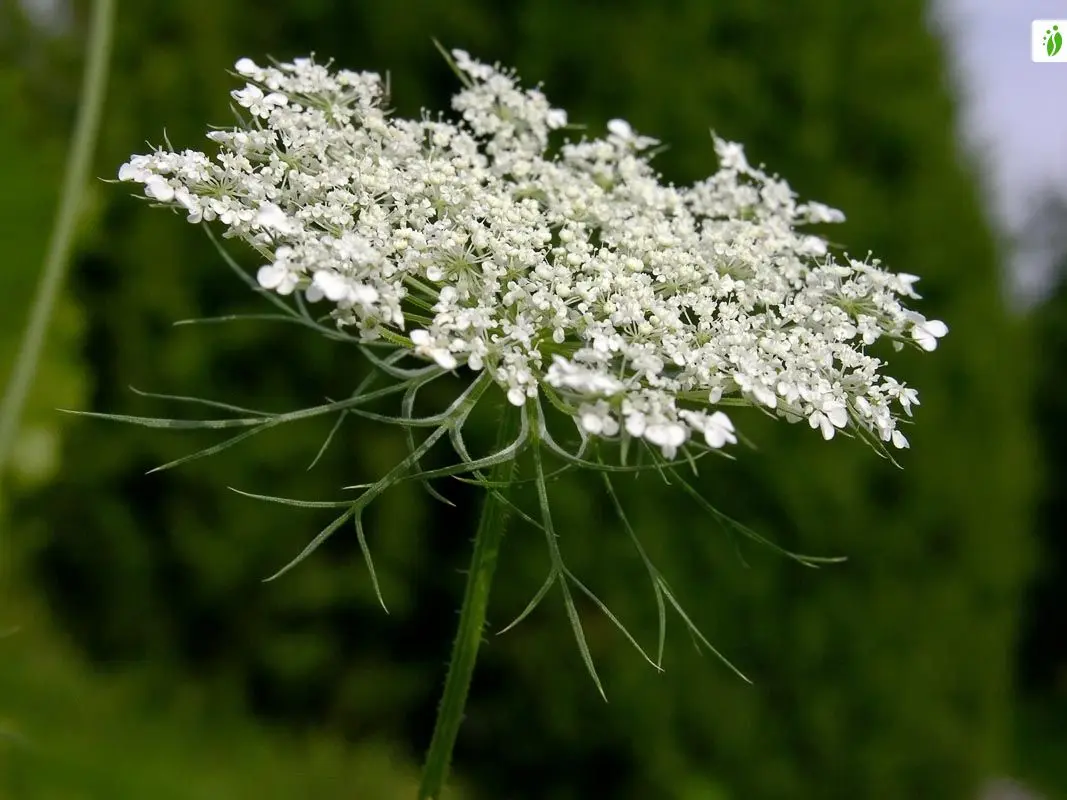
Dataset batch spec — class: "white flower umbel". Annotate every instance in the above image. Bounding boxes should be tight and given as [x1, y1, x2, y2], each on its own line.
[108, 49, 948, 800]
[119, 51, 945, 464]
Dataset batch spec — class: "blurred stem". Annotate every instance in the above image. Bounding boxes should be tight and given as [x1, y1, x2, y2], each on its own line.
[0, 0, 116, 480]
[418, 405, 520, 800]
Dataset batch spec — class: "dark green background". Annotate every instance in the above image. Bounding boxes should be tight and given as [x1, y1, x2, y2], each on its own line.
[2, 1, 1063, 797]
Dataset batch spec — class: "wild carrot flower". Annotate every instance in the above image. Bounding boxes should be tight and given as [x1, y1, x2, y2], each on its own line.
[110, 49, 947, 799]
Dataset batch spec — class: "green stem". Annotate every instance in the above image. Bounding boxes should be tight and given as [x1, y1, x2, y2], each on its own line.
[0, 0, 116, 478]
[418, 405, 520, 800]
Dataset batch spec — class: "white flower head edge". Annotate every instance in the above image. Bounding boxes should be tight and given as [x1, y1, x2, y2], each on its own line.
[118, 51, 945, 461]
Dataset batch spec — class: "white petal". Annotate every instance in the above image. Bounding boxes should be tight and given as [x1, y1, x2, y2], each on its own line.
[647, 422, 686, 448]
[625, 412, 647, 438]
[753, 384, 777, 409]
[607, 119, 633, 139]
[144, 176, 174, 202]
[709, 411, 734, 432]
[232, 85, 263, 107]
[819, 415, 835, 440]
[925, 320, 948, 338]
[579, 411, 604, 435]
[825, 403, 849, 429]
[914, 333, 937, 352]
[704, 411, 737, 449]
[118, 162, 147, 182]
[351, 284, 380, 306]
[546, 108, 568, 129]
[312, 271, 348, 302]
[276, 274, 298, 296]
[705, 428, 726, 448]
[434, 350, 458, 370]
[255, 202, 290, 232]
[256, 264, 285, 290]
[174, 187, 197, 212]
[912, 319, 948, 352]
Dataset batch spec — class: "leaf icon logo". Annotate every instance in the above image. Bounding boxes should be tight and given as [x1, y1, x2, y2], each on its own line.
[1045, 25, 1063, 57]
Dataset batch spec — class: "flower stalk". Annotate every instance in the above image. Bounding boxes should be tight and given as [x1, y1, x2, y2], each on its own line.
[418, 404, 520, 800]
[0, 0, 115, 479]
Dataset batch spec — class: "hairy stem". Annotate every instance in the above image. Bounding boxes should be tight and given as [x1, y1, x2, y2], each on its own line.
[418, 405, 520, 799]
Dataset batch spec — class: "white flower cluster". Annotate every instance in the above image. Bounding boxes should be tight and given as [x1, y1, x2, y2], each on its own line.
[119, 52, 947, 459]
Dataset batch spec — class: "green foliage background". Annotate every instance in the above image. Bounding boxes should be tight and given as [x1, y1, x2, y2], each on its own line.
[1, 0, 1044, 797]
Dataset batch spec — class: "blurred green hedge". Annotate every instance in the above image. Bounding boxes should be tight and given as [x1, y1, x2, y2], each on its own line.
[1020, 243, 1067, 700]
[0, 587, 466, 800]
[5, 1, 1036, 798]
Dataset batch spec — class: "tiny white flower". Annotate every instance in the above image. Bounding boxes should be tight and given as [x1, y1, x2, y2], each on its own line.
[144, 175, 174, 202]
[715, 140, 749, 172]
[681, 409, 737, 449]
[410, 329, 458, 370]
[753, 384, 777, 409]
[434, 350, 460, 372]
[809, 412, 831, 440]
[312, 270, 349, 302]
[545, 356, 624, 397]
[644, 421, 688, 460]
[734, 373, 776, 409]
[350, 284, 380, 307]
[909, 316, 948, 352]
[625, 411, 647, 439]
[577, 402, 619, 437]
[255, 202, 293, 233]
[118, 161, 149, 182]
[896, 273, 921, 297]
[232, 84, 263, 108]
[808, 407, 846, 441]
[704, 411, 736, 449]
[451, 49, 495, 81]
[256, 264, 297, 295]
[607, 119, 633, 140]
[822, 401, 849, 429]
